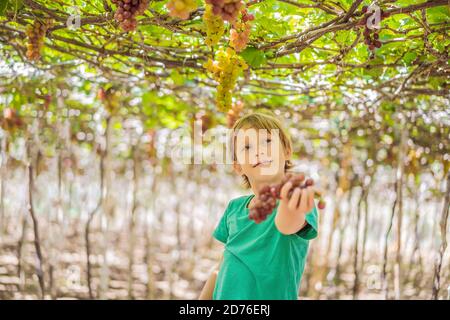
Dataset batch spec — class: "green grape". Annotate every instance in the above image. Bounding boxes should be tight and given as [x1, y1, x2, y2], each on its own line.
[203, 47, 248, 112]
[203, 4, 225, 47]
[166, 0, 197, 20]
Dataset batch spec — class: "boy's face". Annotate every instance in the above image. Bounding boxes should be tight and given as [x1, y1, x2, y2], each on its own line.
[233, 127, 291, 185]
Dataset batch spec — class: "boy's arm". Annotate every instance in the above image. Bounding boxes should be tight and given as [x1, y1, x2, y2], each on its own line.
[198, 253, 223, 300]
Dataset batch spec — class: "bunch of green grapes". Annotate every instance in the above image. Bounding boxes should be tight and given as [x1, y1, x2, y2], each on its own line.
[204, 47, 248, 112]
[203, 4, 225, 47]
[166, 0, 197, 20]
[229, 9, 254, 52]
[111, 0, 149, 31]
[25, 19, 52, 61]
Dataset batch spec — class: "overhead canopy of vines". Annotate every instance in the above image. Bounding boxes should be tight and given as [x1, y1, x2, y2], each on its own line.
[0, 0, 449, 170]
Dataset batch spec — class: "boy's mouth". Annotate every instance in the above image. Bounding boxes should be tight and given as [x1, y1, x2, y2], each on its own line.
[253, 160, 273, 168]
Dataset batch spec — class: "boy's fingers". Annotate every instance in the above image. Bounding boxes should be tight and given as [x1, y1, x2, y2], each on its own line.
[307, 187, 314, 211]
[288, 188, 301, 210]
[298, 188, 309, 212]
[280, 181, 293, 200]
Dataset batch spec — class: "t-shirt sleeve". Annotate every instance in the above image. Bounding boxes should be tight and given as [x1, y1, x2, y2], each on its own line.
[295, 205, 318, 240]
[212, 201, 233, 244]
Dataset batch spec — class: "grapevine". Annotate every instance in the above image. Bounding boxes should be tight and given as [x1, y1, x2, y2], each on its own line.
[203, 47, 248, 112]
[205, 0, 243, 24]
[203, 4, 225, 47]
[111, 0, 149, 32]
[248, 173, 326, 224]
[25, 19, 52, 61]
[166, 0, 197, 20]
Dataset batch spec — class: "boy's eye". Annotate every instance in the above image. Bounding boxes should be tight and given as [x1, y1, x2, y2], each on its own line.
[244, 145, 251, 150]
[266, 138, 271, 143]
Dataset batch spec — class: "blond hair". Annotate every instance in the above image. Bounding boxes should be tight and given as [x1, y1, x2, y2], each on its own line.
[230, 111, 294, 189]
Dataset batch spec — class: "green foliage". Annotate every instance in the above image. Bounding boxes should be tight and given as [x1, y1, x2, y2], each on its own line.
[240, 47, 266, 68]
[0, 0, 447, 167]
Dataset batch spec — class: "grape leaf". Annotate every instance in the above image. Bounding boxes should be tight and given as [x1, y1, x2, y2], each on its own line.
[240, 47, 267, 68]
[0, 0, 8, 16]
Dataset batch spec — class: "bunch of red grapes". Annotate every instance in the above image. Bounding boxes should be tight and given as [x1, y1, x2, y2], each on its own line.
[229, 8, 254, 52]
[111, 0, 149, 31]
[358, 5, 389, 58]
[25, 19, 52, 61]
[1, 108, 24, 132]
[241, 8, 255, 23]
[226, 101, 243, 128]
[248, 173, 326, 224]
[205, 0, 243, 23]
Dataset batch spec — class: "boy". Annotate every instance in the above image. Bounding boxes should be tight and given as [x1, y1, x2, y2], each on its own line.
[199, 112, 318, 300]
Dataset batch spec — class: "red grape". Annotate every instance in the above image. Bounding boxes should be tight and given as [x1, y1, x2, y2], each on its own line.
[205, 0, 243, 24]
[25, 19, 53, 61]
[112, 0, 148, 31]
[248, 174, 325, 223]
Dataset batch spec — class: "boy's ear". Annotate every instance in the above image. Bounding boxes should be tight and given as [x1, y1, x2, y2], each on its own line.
[233, 162, 243, 175]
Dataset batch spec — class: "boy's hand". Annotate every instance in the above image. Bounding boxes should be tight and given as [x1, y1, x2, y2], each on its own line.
[274, 181, 315, 235]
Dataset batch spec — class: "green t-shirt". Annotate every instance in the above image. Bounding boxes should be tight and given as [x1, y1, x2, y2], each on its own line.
[212, 194, 318, 300]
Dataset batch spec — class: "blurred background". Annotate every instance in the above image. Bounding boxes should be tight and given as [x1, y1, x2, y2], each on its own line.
[0, 103, 449, 300]
[0, 0, 449, 300]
